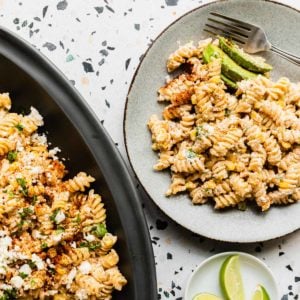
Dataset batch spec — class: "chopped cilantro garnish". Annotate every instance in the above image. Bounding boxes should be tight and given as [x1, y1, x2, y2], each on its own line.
[15, 123, 24, 131]
[74, 214, 81, 223]
[31, 195, 38, 205]
[79, 241, 101, 251]
[55, 226, 65, 234]
[16, 177, 28, 197]
[19, 207, 33, 219]
[49, 209, 60, 223]
[92, 223, 107, 238]
[41, 242, 48, 250]
[196, 125, 209, 138]
[7, 151, 17, 163]
[19, 272, 28, 279]
[8, 191, 15, 198]
[185, 149, 197, 159]
[28, 260, 36, 269]
[48, 268, 56, 275]
[0, 288, 17, 300]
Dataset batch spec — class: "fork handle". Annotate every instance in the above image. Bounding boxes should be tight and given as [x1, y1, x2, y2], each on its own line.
[270, 45, 300, 66]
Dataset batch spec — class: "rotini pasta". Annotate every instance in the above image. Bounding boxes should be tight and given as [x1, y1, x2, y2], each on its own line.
[0, 99, 126, 298]
[148, 38, 300, 211]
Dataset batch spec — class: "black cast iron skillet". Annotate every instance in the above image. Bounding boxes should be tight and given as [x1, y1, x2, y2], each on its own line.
[0, 26, 156, 299]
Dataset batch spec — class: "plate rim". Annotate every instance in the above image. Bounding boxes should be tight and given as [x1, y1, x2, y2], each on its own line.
[123, 0, 300, 243]
[183, 251, 279, 300]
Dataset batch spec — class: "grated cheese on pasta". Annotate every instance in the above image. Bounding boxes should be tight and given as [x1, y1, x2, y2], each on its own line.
[0, 94, 127, 298]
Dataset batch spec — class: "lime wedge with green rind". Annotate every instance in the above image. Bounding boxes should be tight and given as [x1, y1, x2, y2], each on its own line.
[193, 293, 223, 300]
[219, 255, 245, 300]
[252, 284, 270, 300]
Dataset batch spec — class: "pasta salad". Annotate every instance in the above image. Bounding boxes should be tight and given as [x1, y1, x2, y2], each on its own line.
[0, 93, 126, 299]
[148, 38, 300, 211]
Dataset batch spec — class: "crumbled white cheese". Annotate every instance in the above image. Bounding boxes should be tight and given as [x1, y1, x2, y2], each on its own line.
[78, 261, 92, 275]
[10, 275, 24, 289]
[0, 283, 12, 290]
[19, 264, 32, 275]
[28, 107, 44, 126]
[15, 139, 24, 152]
[70, 241, 77, 248]
[66, 267, 77, 289]
[49, 147, 61, 159]
[54, 210, 65, 224]
[31, 133, 47, 145]
[28, 166, 43, 175]
[45, 290, 58, 296]
[51, 233, 63, 243]
[32, 230, 46, 240]
[31, 254, 45, 270]
[75, 289, 88, 300]
[84, 233, 95, 242]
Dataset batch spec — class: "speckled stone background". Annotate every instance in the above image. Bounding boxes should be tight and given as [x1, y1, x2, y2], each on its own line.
[0, 0, 299, 299]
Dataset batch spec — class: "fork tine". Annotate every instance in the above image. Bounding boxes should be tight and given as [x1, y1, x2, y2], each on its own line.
[210, 12, 252, 31]
[204, 24, 246, 44]
[203, 28, 245, 45]
[207, 18, 249, 37]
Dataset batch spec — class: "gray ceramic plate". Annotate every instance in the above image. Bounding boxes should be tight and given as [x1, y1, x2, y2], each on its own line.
[124, 0, 300, 243]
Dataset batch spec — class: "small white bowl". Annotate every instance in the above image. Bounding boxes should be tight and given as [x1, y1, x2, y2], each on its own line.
[184, 251, 279, 300]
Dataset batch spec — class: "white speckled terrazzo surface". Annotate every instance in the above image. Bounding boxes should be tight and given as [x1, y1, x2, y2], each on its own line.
[0, 0, 299, 299]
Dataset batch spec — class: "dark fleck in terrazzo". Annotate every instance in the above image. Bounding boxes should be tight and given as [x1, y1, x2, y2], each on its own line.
[57, 0, 68, 10]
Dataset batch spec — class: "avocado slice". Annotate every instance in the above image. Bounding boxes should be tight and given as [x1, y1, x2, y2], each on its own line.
[221, 74, 237, 89]
[219, 37, 272, 73]
[203, 44, 257, 82]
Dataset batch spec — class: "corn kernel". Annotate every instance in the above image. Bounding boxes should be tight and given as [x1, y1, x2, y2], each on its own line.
[205, 180, 216, 189]
[279, 181, 291, 189]
[225, 161, 235, 171]
[190, 130, 197, 141]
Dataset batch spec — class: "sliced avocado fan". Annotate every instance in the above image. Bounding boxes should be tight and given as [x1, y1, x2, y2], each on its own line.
[203, 43, 257, 85]
[219, 37, 272, 73]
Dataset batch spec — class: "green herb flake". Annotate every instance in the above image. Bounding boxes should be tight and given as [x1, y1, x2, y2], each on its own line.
[19, 272, 28, 279]
[49, 209, 60, 223]
[48, 268, 56, 275]
[55, 226, 65, 234]
[7, 191, 15, 198]
[185, 149, 197, 159]
[16, 177, 28, 197]
[196, 125, 209, 138]
[41, 242, 48, 250]
[79, 241, 101, 251]
[31, 195, 38, 205]
[7, 151, 17, 163]
[28, 260, 36, 269]
[19, 207, 33, 219]
[74, 214, 81, 223]
[92, 223, 107, 238]
[1, 288, 17, 300]
[15, 123, 24, 132]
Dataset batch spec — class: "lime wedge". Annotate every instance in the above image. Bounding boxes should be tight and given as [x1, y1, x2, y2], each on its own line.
[219, 255, 245, 300]
[252, 285, 270, 300]
[193, 293, 223, 300]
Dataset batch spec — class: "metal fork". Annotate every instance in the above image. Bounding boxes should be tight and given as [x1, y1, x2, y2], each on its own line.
[204, 12, 300, 66]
